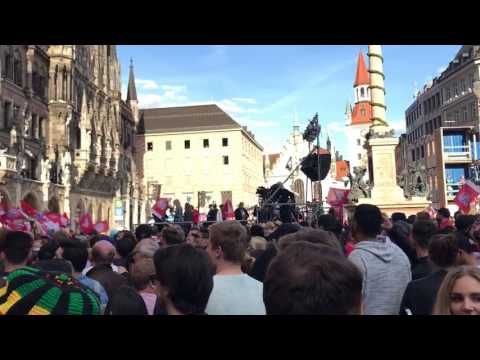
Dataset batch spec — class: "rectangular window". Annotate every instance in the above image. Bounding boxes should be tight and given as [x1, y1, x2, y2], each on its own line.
[421, 145, 425, 158]
[446, 88, 451, 100]
[411, 150, 415, 161]
[470, 74, 475, 89]
[3, 101, 11, 129]
[454, 83, 458, 96]
[462, 80, 466, 93]
[31, 113, 37, 139]
[203, 139, 209, 148]
[222, 138, 228, 147]
[166, 141, 171, 151]
[223, 155, 229, 165]
[357, 139, 361, 146]
[147, 142, 153, 151]
[357, 153, 361, 160]
[463, 107, 468, 122]
[184, 140, 190, 149]
[39, 117, 44, 138]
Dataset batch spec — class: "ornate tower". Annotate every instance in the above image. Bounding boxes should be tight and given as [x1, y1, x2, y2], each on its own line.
[127, 59, 139, 125]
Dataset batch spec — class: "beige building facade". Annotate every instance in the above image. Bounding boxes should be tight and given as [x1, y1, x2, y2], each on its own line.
[0, 45, 144, 230]
[140, 105, 263, 218]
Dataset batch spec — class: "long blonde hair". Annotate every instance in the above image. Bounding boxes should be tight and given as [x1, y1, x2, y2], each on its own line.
[433, 266, 480, 315]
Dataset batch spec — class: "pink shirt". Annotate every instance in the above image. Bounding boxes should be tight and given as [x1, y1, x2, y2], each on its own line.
[140, 292, 157, 315]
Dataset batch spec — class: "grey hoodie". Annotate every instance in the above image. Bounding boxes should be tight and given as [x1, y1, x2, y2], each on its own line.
[348, 236, 411, 315]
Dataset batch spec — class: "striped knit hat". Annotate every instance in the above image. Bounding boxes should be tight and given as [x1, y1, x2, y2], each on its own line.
[0, 267, 101, 315]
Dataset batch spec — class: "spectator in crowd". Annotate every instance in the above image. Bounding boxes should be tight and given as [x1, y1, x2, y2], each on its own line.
[128, 238, 160, 271]
[348, 204, 411, 315]
[416, 211, 432, 221]
[186, 226, 201, 245]
[249, 224, 267, 251]
[37, 238, 59, 261]
[262, 221, 277, 238]
[0, 231, 33, 277]
[109, 285, 152, 315]
[160, 225, 185, 246]
[173, 199, 184, 223]
[433, 266, 480, 315]
[436, 207, 455, 233]
[399, 233, 459, 315]
[391, 212, 407, 223]
[234, 202, 249, 224]
[130, 258, 161, 315]
[135, 224, 153, 242]
[86, 240, 128, 302]
[410, 220, 438, 280]
[207, 205, 217, 223]
[278, 228, 343, 254]
[264, 242, 363, 315]
[317, 214, 343, 241]
[407, 215, 417, 225]
[184, 203, 194, 224]
[34, 258, 73, 274]
[153, 244, 213, 315]
[114, 231, 136, 268]
[205, 221, 265, 315]
[388, 220, 416, 266]
[56, 239, 109, 310]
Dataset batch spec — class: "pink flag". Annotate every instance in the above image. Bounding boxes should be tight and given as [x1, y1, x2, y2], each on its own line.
[60, 213, 70, 227]
[152, 198, 170, 219]
[94, 221, 109, 234]
[454, 181, 480, 214]
[21, 200, 38, 219]
[79, 213, 94, 234]
[222, 199, 235, 220]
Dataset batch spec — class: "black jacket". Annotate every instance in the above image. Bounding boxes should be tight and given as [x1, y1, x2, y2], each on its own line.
[411, 257, 437, 281]
[399, 269, 447, 315]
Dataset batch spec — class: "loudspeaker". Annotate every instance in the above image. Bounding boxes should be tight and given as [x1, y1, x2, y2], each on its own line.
[301, 153, 331, 181]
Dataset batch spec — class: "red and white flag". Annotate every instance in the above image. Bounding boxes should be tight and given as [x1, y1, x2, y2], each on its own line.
[327, 188, 350, 206]
[94, 221, 109, 234]
[60, 213, 70, 228]
[454, 180, 480, 214]
[152, 198, 170, 219]
[222, 199, 235, 220]
[79, 213, 94, 234]
[20, 200, 38, 219]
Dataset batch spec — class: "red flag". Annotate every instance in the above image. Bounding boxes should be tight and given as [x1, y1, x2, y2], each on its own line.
[60, 213, 70, 227]
[21, 200, 38, 219]
[152, 198, 170, 219]
[454, 181, 480, 214]
[0, 202, 7, 217]
[79, 213, 94, 234]
[327, 188, 350, 206]
[222, 199, 235, 220]
[94, 221, 109, 234]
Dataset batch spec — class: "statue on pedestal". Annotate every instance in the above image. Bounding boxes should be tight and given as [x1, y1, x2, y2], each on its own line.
[347, 166, 371, 202]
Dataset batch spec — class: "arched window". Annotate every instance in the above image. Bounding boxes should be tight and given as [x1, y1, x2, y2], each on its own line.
[3, 48, 13, 79]
[62, 66, 67, 100]
[13, 50, 22, 86]
[76, 125, 81, 149]
[361, 87, 365, 97]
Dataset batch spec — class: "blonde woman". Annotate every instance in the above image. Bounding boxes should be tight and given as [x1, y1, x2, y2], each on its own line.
[433, 266, 480, 315]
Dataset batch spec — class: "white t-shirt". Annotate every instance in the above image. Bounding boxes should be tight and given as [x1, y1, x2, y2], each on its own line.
[206, 274, 266, 315]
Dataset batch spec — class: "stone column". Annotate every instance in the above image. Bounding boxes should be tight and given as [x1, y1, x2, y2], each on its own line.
[368, 45, 389, 134]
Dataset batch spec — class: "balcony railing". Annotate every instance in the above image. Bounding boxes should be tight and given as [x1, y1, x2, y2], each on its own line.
[446, 182, 462, 200]
[443, 145, 471, 161]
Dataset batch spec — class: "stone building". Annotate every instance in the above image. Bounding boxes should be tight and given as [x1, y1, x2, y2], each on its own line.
[0, 45, 144, 230]
[139, 104, 263, 217]
[398, 45, 480, 210]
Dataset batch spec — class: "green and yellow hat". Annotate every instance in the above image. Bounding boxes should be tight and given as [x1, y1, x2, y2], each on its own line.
[0, 267, 101, 315]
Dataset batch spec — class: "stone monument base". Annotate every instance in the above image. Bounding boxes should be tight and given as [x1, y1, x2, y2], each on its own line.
[345, 197, 431, 219]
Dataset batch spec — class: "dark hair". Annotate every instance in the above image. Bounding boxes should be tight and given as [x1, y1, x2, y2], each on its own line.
[153, 244, 213, 314]
[37, 239, 59, 261]
[353, 204, 382, 237]
[161, 226, 185, 245]
[278, 228, 343, 254]
[391, 212, 407, 223]
[455, 215, 476, 232]
[317, 215, 343, 238]
[437, 208, 450, 219]
[116, 234, 136, 258]
[250, 224, 265, 238]
[267, 223, 301, 241]
[264, 242, 362, 315]
[429, 234, 458, 268]
[1, 231, 33, 264]
[209, 221, 248, 264]
[60, 240, 89, 273]
[416, 211, 431, 221]
[412, 220, 438, 250]
[34, 259, 73, 274]
[135, 224, 153, 241]
[387, 221, 416, 265]
[407, 215, 417, 225]
[109, 285, 148, 315]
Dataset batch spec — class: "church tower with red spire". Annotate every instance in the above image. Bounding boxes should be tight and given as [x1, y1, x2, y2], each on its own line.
[346, 50, 372, 177]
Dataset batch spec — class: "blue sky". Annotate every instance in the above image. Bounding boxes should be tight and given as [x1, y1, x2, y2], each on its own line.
[117, 45, 460, 157]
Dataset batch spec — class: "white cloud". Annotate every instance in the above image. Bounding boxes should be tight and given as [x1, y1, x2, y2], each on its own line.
[137, 79, 160, 90]
[232, 97, 257, 104]
[390, 119, 406, 133]
[326, 122, 346, 134]
[239, 118, 277, 128]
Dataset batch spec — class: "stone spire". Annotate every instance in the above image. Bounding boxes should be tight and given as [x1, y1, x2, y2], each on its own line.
[368, 45, 388, 130]
[126, 58, 138, 102]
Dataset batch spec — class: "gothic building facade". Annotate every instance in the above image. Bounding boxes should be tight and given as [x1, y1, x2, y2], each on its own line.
[0, 45, 145, 230]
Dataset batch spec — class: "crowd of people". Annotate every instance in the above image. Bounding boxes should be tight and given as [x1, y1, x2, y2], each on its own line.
[1, 202, 480, 315]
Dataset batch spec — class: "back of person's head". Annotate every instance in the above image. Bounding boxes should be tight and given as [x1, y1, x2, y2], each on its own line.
[60, 240, 89, 273]
[353, 204, 382, 238]
[264, 242, 362, 315]
[455, 215, 476, 233]
[416, 211, 432, 221]
[391, 212, 407, 223]
[116, 234, 135, 259]
[437, 207, 451, 219]
[429, 234, 459, 268]
[53, 231, 70, 244]
[317, 215, 343, 238]
[268, 223, 301, 241]
[37, 239, 59, 261]
[153, 244, 214, 315]
[250, 224, 265, 238]
[388, 221, 412, 244]
[278, 228, 342, 254]
[131, 258, 156, 291]
[161, 226, 185, 246]
[91, 240, 116, 266]
[407, 215, 417, 225]
[412, 220, 438, 250]
[134, 238, 160, 259]
[34, 258, 73, 274]
[109, 285, 148, 315]
[209, 221, 248, 264]
[0, 231, 33, 265]
[135, 224, 152, 241]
